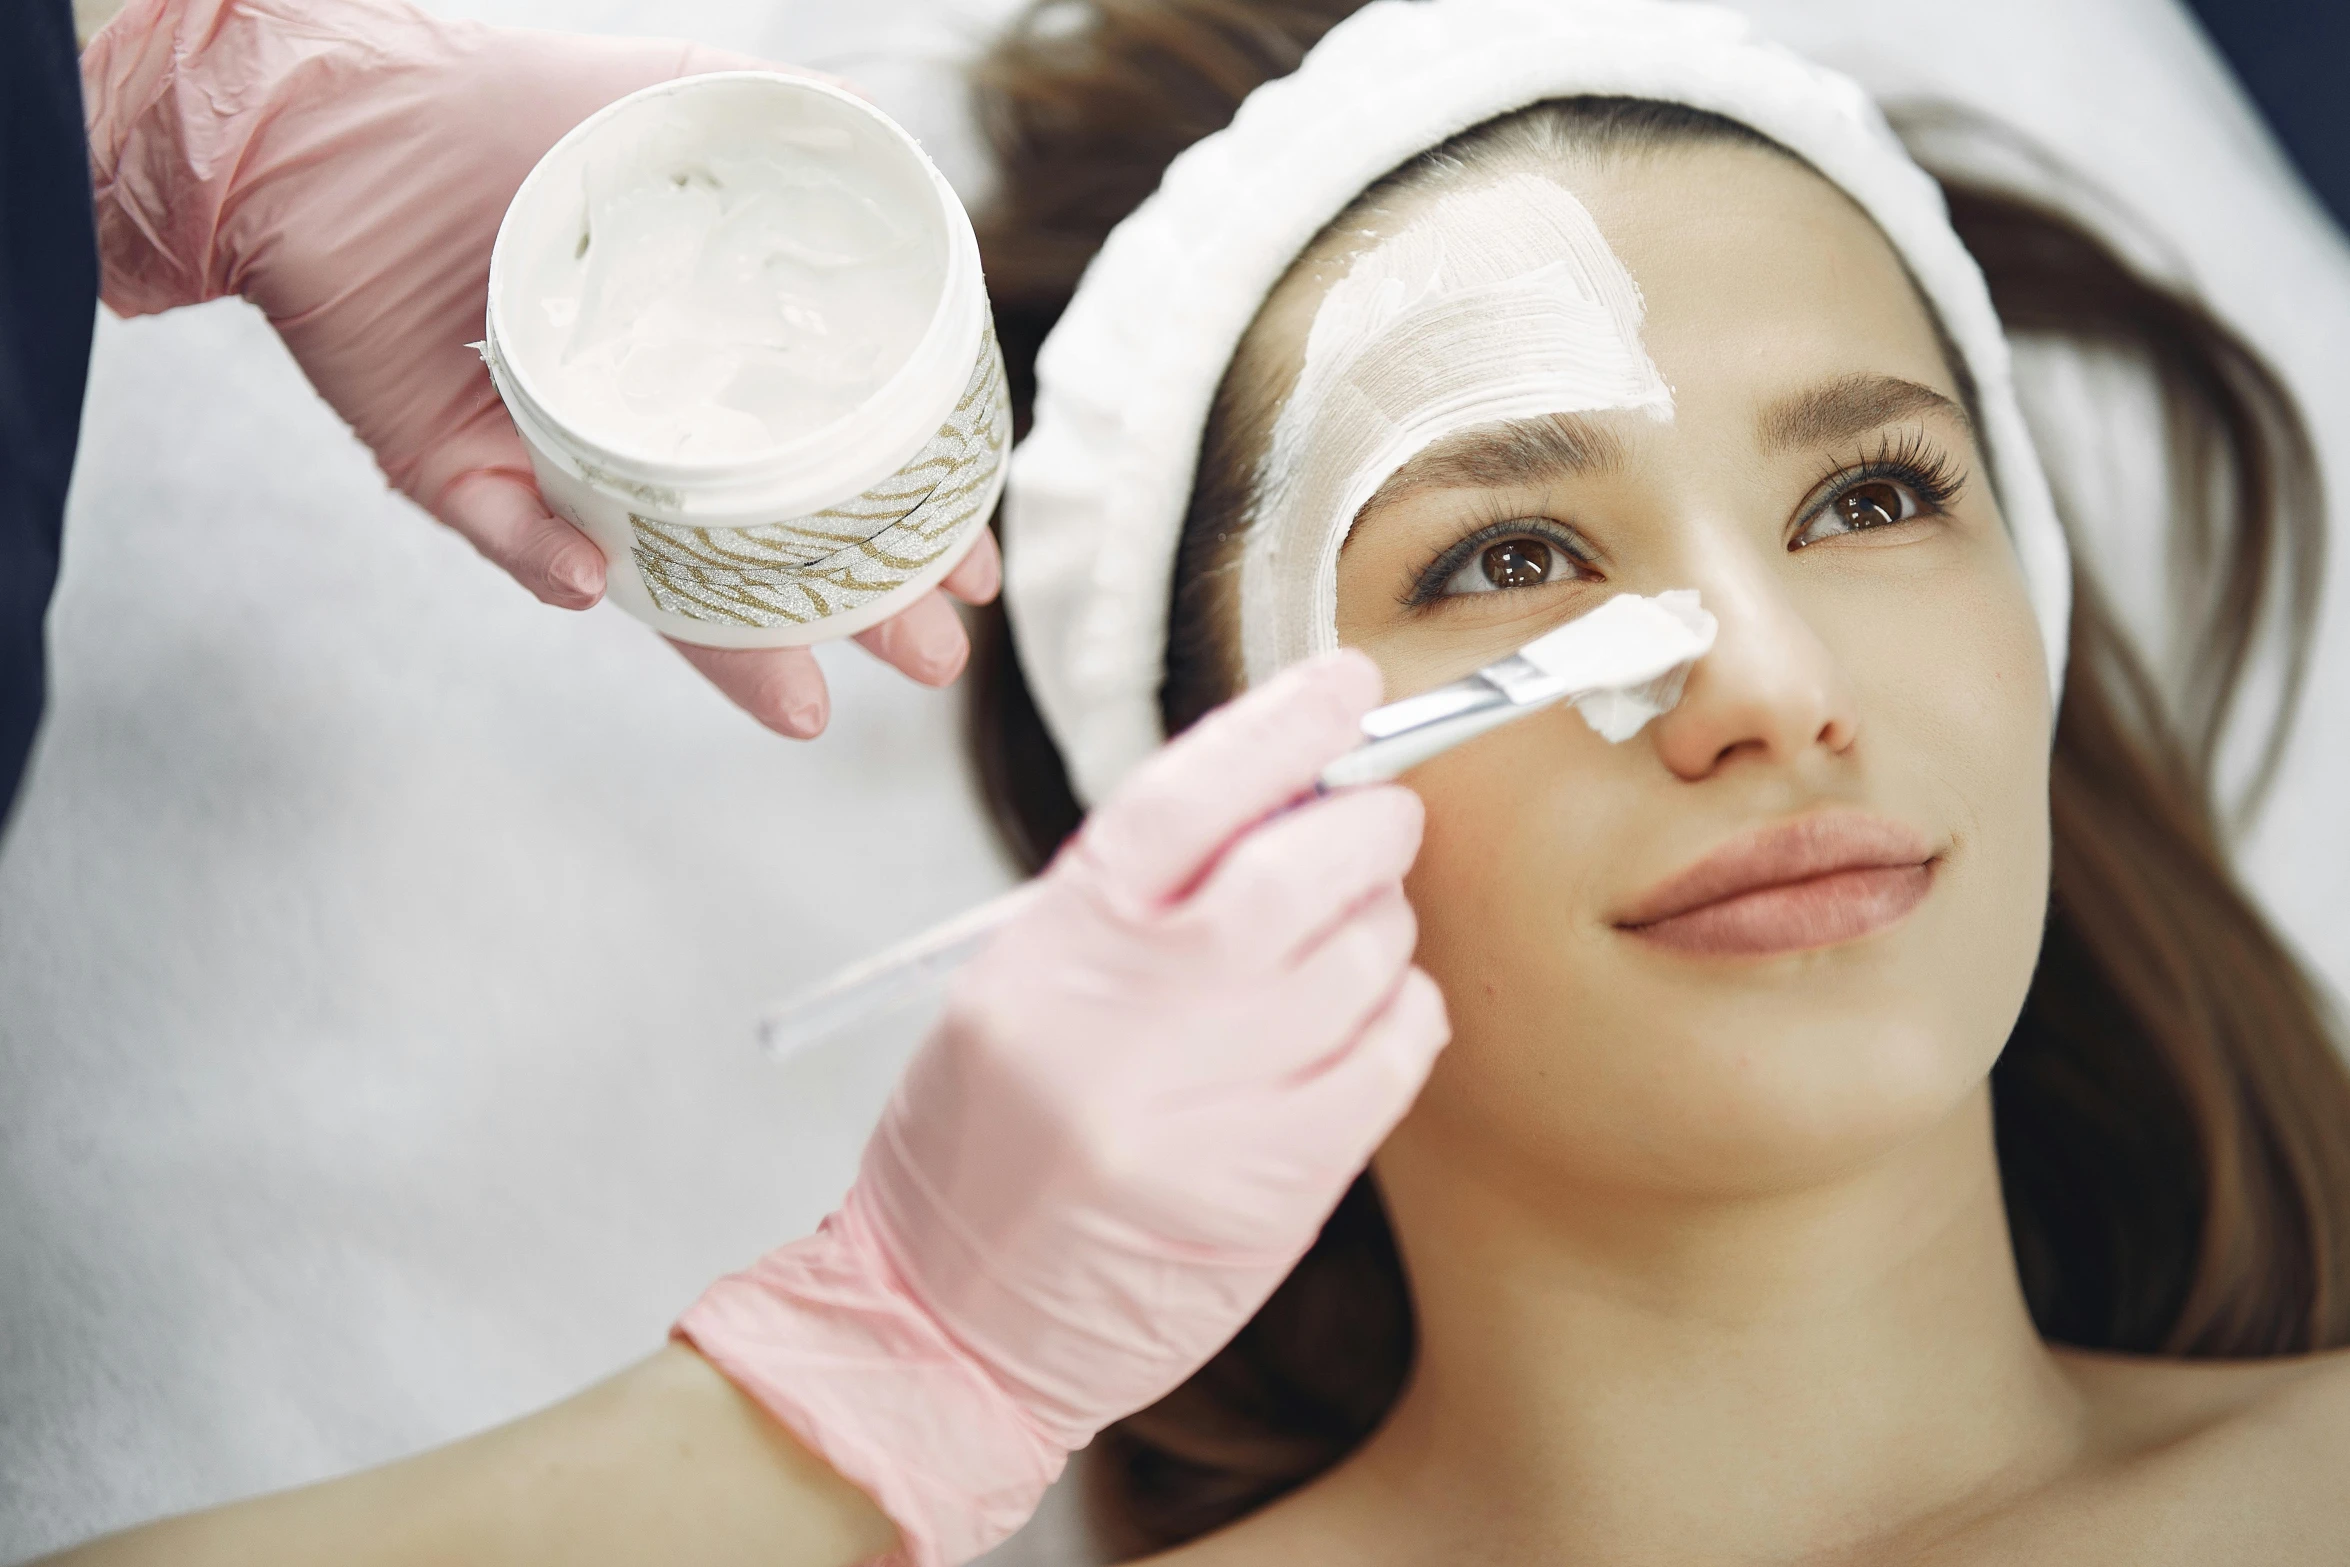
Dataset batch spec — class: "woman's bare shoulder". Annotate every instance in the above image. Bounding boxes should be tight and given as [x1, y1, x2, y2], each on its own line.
[1114, 1352, 2350, 1567]
[1919, 1345, 2350, 1564]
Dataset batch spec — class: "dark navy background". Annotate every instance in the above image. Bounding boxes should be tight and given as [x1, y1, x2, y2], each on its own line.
[2183, 0, 2350, 234]
[1, 0, 98, 828]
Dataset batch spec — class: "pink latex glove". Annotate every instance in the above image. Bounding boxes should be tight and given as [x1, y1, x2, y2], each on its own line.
[679, 649, 1451, 1567]
[79, 0, 1000, 738]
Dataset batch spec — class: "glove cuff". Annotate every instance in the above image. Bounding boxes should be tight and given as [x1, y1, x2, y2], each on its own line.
[675, 1197, 1069, 1567]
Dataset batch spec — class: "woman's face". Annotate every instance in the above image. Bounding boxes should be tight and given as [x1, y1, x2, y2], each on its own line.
[1250, 142, 2052, 1196]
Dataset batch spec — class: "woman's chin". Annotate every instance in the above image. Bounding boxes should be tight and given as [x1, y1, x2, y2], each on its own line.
[1419, 988, 2003, 1200]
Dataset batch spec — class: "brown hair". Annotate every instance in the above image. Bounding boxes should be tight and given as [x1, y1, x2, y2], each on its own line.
[962, 0, 2350, 1552]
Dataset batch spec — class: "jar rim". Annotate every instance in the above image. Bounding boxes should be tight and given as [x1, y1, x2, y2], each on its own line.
[484, 71, 981, 512]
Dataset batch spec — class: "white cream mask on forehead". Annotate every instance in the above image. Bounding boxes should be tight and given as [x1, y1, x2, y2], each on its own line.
[1238, 170, 1675, 682]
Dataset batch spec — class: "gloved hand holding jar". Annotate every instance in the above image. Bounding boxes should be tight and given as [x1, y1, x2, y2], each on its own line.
[75, 0, 997, 745]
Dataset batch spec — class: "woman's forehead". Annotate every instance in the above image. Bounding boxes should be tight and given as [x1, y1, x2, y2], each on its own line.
[1248, 142, 1948, 412]
[1603, 154, 1953, 387]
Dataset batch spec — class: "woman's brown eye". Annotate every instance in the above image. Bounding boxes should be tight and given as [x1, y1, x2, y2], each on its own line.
[1835, 480, 1908, 531]
[1432, 530, 1580, 598]
[1480, 539, 1552, 589]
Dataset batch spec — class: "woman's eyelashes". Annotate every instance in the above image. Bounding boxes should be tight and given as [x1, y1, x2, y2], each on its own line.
[1409, 518, 1597, 604]
[1792, 431, 1968, 549]
[1399, 432, 1966, 604]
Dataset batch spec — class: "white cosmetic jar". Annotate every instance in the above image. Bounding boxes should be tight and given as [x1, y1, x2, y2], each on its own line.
[483, 72, 1007, 648]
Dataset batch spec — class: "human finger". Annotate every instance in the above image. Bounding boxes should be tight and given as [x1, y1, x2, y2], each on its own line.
[1203, 883, 1419, 1090]
[1070, 649, 1384, 905]
[1284, 965, 1451, 1158]
[433, 470, 607, 610]
[1287, 892, 1410, 1043]
[941, 529, 1001, 606]
[1199, 958, 1448, 1212]
[1182, 784, 1424, 963]
[666, 640, 832, 739]
[852, 590, 970, 687]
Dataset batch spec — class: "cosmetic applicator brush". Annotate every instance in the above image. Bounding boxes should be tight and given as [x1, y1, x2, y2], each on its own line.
[756, 590, 1715, 1058]
[1316, 588, 1716, 788]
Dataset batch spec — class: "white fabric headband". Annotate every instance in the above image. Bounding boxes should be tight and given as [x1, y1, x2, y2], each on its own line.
[1001, 0, 2073, 808]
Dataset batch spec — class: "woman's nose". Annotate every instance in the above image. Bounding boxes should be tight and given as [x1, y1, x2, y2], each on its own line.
[1648, 570, 1858, 782]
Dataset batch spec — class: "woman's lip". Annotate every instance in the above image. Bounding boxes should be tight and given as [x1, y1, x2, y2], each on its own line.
[1615, 812, 1938, 957]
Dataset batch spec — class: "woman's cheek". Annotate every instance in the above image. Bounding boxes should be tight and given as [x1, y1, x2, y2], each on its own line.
[1838, 550, 2052, 1049]
[1875, 549, 2048, 852]
[1396, 721, 1628, 1121]
[1401, 713, 1606, 962]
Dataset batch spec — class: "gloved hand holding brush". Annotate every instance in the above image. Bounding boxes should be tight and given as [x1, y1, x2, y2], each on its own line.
[680, 647, 1452, 1567]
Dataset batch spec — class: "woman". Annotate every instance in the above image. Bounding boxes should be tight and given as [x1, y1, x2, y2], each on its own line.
[44, 0, 2350, 1562]
[964, 0, 2350, 1558]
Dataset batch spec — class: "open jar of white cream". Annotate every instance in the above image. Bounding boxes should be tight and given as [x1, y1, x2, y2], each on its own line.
[483, 72, 1005, 647]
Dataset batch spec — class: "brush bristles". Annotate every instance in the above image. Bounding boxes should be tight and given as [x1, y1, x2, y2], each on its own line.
[1513, 590, 1717, 695]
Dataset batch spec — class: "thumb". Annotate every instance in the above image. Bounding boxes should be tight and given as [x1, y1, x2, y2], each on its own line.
[433, 469, 608, 610]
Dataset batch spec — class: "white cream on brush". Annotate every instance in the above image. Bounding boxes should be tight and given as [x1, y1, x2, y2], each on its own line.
[1318, 591, 1718, 789]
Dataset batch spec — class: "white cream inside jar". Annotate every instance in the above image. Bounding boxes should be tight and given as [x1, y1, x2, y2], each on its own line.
[505, 84, 947, 464]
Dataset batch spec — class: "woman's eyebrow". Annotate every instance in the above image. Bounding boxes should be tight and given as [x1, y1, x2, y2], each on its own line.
[1360, 412, 1625, 512]
[1758, 373, 1972, 452]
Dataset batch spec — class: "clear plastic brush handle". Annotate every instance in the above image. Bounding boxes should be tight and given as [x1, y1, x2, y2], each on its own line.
[762, 683, 1521, 1056]
[756, 880, 1045, 1061]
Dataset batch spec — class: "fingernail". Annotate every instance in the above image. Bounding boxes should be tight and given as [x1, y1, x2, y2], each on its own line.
[966, 544, 1002, 601]
[551, 548, 603, 604]
[784, 699, 826, 738]
[915, 619, 964, 680]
